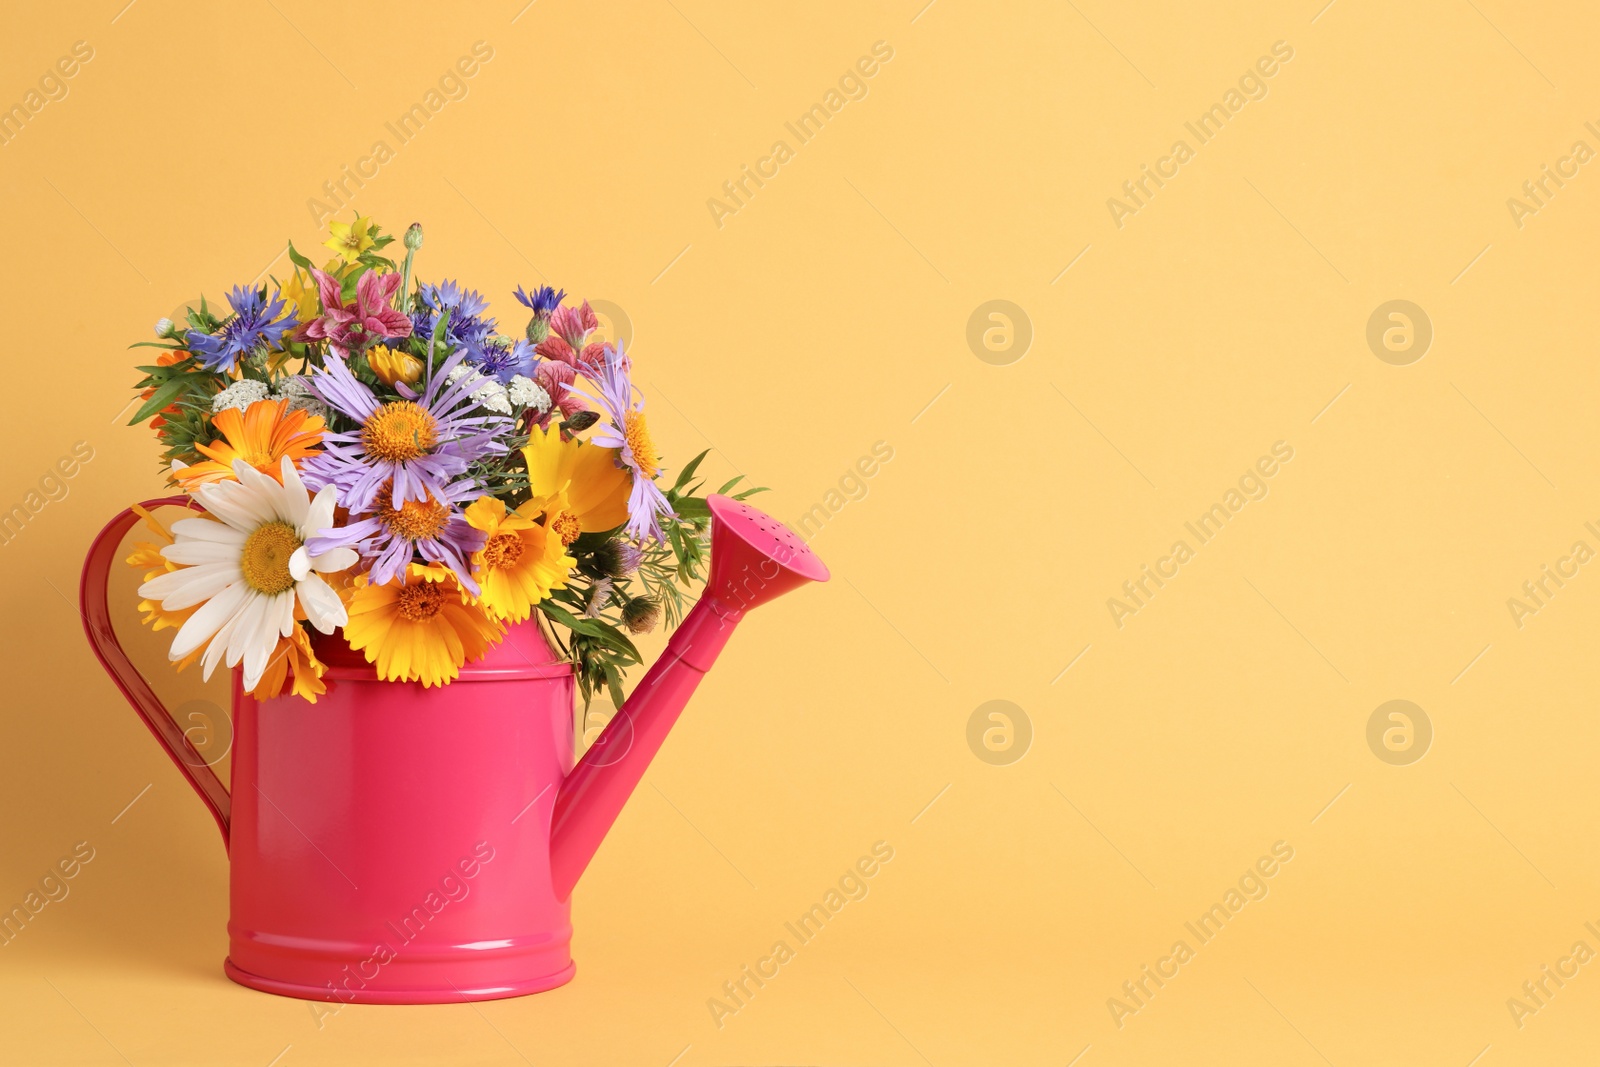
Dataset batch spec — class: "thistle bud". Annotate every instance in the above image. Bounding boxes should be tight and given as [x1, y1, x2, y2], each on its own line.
[403, 223, 424, 251]
[526, 316, 549, 344]
[622, 595, 662, 635]
[154, 318, 175, 338]
[590, 538, 642, 581]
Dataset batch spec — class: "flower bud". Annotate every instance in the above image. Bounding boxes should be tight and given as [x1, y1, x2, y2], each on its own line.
[590, 539, 641, 581]
[525, 316, 549, 344]
[368, 345, 423, 387]
[154, 318, 175, 338]
[622, 595, 662, 635]
[403, 223, 424, 251]
[561, 410, 600, 434]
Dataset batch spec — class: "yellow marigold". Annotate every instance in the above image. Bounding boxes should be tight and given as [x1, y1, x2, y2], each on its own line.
[343, 563, 505, 688]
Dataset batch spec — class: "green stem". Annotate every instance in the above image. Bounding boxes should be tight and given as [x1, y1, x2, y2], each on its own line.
[397, 246, 416, 312]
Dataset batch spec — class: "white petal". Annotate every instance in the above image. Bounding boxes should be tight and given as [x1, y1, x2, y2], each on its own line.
[232, 461, 289, 524]
[225, 593, 271, 669]
[170, 517, 247, 544]
[279, 590, 297, 638]
[296, 572, 347, 633]
[242, 595, 289, 690]
[312, 547, 358, 574]
[200, 612, 241, 680]
[140, 562, 244, 610]
[169, 580, 249, 660]
[288, 546, 311, 582]
[279, 457, 310, 530]
[303, 485, 338, 540]
[193, 481, 268, 532]
[162, 541, 243, 566]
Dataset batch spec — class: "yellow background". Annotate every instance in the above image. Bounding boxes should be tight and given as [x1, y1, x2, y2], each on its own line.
[3, 1, 1598, 1064]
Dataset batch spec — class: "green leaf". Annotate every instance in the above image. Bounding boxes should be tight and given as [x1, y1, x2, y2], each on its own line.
[127, 377, 189, 425]
[674, 498, 711, 522]
[602, 661, 627, 709]
[425, 308, 452, 367]
[539, 601, 641, 662]
[673, 449, 710, 492]
[286, 241, 314, 272]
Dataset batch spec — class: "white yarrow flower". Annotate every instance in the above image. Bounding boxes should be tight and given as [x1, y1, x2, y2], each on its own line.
[446, 363, 512, 413]
[272, 375, 329, 422]
[211, 379, 271, 414]
[138, 457, 357, 691]
[508, 375, 550, 413]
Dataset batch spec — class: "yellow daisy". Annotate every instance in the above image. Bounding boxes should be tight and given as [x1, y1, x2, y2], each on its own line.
[520, 421, 630, 537]
[343, 563, 505, 687]
[463, 496, 574, 622]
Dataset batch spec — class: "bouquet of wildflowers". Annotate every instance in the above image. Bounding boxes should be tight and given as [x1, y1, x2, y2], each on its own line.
[126, 217, 760, 702]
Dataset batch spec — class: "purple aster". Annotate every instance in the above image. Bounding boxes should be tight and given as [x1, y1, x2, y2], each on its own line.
[301, 347, 511, 513]
[514, 285, 565, 318]
[412, 279, 496, 350]
[579, 342, 675, 543]
[305, 475, 486, 594]
[466, 335, 536, 383]
[185, 285, 298, 372]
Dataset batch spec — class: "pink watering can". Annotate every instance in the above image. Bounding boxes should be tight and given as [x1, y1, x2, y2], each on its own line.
[79, 494, 828, 1003]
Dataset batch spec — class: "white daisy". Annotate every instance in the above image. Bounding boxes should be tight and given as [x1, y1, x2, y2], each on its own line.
[138, 456, 357, 690]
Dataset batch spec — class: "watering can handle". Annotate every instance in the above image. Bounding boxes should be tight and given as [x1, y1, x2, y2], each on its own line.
[80, 496, 231, 850]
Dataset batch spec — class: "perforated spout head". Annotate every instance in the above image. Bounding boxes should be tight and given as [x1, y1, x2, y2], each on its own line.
[704, 494, 830, 613]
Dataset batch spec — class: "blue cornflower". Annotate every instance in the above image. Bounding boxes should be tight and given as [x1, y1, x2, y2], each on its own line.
[185, 286, 298, 372]
[466, 335, 536, 383]
[514, 285, 565, 318]
[412, 279, 496, 350]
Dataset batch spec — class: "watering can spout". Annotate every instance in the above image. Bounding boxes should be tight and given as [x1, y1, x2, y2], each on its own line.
[547, 495, 829, 900]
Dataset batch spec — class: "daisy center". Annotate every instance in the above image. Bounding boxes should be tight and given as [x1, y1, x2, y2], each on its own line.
[362, 401, 438, 462]
[377, 489, 451, 542]
[483, 533, 524, 570]
[623, 410, 659, 480]
[240, 521, 301, 595]
[551, 510, 582, 546]
[396, 582, 448, 621]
